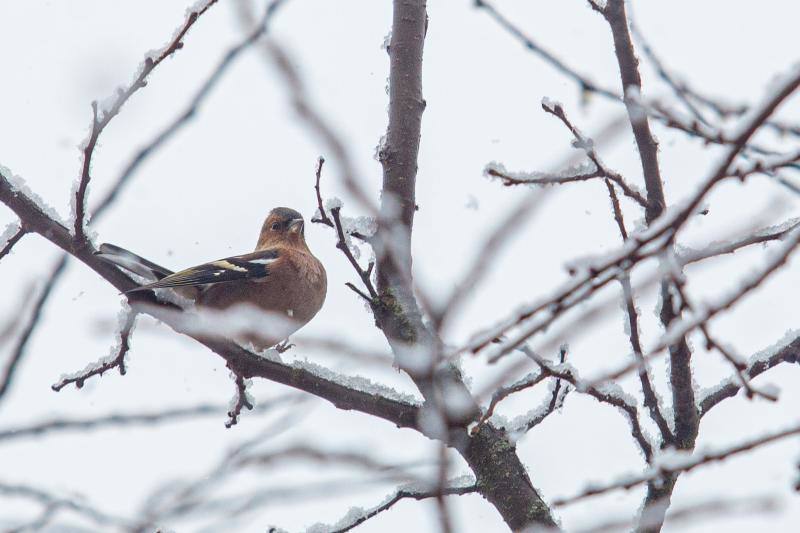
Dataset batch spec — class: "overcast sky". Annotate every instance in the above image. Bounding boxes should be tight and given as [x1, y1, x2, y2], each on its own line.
[1, 1, 800, 531]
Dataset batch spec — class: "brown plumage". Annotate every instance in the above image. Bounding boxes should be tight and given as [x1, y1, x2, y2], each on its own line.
[96, 207, 327, 350]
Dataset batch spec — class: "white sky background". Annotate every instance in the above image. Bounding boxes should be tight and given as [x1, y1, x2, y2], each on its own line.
[1, 0, 800, 531]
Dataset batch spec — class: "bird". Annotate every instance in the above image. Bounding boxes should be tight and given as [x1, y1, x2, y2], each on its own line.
[95, 207, 327, 350]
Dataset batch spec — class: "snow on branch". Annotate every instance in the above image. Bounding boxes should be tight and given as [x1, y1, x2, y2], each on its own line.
[680, 217, 800, 265]
[309, 158, 377, 302]
[554, 421, 800, 506]
[652, 227, 800, 355]
[225, 372, 254, 428]
[0, 221, 26, 262]
[484, 102, 648, 210]
[699, 331, 800, 416]
[306, 476, 478, 533]
[71, 0, 221, 241]
[511, 345, 654, 461]
[52, 305, 137, 392]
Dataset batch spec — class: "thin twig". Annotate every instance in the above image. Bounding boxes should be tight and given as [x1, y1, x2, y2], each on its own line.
[542, 101, 649, 208]
[0, 224, 27, 262]
[331, 207, 378, 300]
[310, 156, 333, 227]
[323, 482, 479, 533]
[519, 345, 654, 462]
[699, 335, 800, 416]
[51, 309, 136, 392]
[225, 372, 254, 428]
[605, 180, 674, 445]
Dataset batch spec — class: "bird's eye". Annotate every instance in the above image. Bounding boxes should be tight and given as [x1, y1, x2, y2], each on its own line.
[271, 222, 281, 231]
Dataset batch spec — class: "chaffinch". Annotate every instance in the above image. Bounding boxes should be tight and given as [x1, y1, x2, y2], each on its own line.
[96, 207, 327, 349]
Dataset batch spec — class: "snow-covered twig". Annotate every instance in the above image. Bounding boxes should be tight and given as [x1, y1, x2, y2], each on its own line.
[0, 221, 26, 262]
[225, 373, 254, 428]
[471, 370, 548, 435]
[308, 477, 478, 533]
[681, 217, 800, 265]
[51, 306, 137, 392]
[540, 100, 649, 208]
[554, 421, 800, 506]
[72, 0, 220, 240]
[699, 332, 800, 416]
[331, 206, 378, 301]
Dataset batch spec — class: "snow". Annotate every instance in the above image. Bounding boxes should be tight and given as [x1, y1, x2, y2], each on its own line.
[292, 358, 420, 405]
[307, 506, 367, 533]
[0, 221, 21, 249]
[228, 371, 255, 412]
[306, 475, 477, 533]
[624, 86, 647, 124]
[324, 197, 343, 211]
[55, 303, 135, 383]
[381, 30, 392, 51]
[541, 96, 562, 113]
[483, 160, 598, 184]
[0, 164, 66, 225]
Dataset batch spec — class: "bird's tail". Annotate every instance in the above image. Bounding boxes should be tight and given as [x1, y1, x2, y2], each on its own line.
[94, 243, 174, 282]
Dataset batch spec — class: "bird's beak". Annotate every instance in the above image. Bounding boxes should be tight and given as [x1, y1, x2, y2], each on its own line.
[288, 218, 304, 234]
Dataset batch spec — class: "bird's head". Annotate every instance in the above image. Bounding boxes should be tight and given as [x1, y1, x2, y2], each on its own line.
[256, 207, 307, 250]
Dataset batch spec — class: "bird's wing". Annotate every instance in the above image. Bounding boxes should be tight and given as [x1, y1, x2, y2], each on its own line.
[125, 249, 281, 293]
[95, 243, 174, 281]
